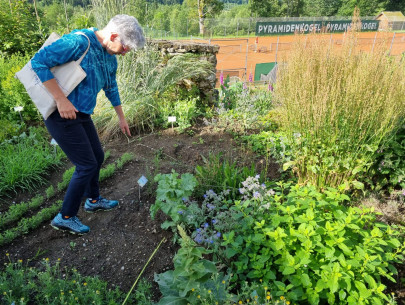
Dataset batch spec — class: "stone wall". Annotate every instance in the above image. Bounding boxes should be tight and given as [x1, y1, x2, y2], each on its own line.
[150, 39, 219, 101]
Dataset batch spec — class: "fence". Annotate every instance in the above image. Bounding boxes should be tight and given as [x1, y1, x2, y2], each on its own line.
[143, 16, 387, 40]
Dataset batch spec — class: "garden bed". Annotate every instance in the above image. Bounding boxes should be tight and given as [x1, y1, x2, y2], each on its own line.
[0, 125, 278, 301]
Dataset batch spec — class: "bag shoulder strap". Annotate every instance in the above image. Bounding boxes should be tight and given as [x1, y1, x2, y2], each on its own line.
[74, 31, 91, 64]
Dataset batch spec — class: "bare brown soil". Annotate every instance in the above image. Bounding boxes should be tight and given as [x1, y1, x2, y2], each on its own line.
[0, 125, 277, 301]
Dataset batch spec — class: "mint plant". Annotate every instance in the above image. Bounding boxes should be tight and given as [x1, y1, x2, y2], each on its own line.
[221, 183, 404, 304]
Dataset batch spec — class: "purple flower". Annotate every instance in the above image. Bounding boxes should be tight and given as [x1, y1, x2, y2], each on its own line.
[216, 232, 221, 238]
[268, 83, 273, 91]
[204, 194, 207, 198]
[261, 183, 266, 188]
[402, 190, 405, 196]
[249, 72, 253, 83]
[196, 228, 201, 233]
[243, 82, 248, 90]
[212, 219, 217, 224]
[253, 191, 260, 198]
[206, 203, 215, 210]
[220, 71, 224, 85]
[239, 188, 245, 194]
[182, 197, 188, 202]
[204, 223, 209, 228]
[178, 210, 184, 214]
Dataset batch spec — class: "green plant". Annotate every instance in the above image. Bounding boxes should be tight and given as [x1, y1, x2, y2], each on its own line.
[93, 45, 212, 138]
[0, 196, 44, 230]
[0, 127, 65, 196]
[221, 182, 404, 304]
[150, 170, 198, 234]
[0, 201, 61, 246]
[57, 166, 75, 192]
[0, 258, 136, 304]
[364, 123, 405, 193]
[45, 185, 55, 199]
[194, 152, 259, 199]
[276, 18, 405, 190]
[154, 226, 235, 305]
[116, 152, 134, 169]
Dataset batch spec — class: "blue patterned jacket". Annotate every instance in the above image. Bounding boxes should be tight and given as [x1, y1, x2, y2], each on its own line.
[31, 28, 120, 114]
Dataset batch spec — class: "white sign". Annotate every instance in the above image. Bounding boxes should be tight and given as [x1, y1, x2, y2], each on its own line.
[137, 175, 148, 188]
[168, 116, 177, 122]
[50, 138, 58, 146]
[14, 106, 24, 112]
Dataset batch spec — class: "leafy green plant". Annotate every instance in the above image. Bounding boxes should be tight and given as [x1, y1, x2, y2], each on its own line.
[154, 226, 234, 305]
[150, 170, 198, 234]
[194, 152, 258, 199]
[116, 152, 134, 169]
[0, 54, 39, 122]
[0, 258, 137, 304]
[221, 182, 405, 305]
[364, 123, 405, 193]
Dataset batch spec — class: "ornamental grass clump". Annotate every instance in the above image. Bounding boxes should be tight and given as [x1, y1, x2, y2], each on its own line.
[276, 12, 405, 190]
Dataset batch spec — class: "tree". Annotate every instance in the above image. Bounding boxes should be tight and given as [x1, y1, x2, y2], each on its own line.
[337, 0, 388, 16]
[249, 0, 305, 17]
[0, 0, 43, 55]
[183, 0, 223, 35]
[303, 0, 342, 16]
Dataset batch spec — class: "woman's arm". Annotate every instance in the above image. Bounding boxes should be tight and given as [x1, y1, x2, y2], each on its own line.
[42, 79, 78, 120]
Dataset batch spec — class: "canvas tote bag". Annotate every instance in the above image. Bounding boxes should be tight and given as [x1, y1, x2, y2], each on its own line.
[15, 32, 90, 120]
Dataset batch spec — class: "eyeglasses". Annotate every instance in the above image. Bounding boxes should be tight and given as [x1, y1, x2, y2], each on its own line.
[119, 39, 130, 55]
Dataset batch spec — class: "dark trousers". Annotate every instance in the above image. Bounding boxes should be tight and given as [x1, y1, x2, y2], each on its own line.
[45, 110, 104, 217]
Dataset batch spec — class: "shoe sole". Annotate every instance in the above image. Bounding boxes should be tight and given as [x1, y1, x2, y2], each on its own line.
[84, 204, 119, 213]
[50, 223, 89, 235]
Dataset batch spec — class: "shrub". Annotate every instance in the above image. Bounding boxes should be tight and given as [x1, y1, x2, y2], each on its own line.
[364, 123, 405, 193]
[221, 182, 404, 305]
[0, 54, 40, 122]
[276, 16, 405, 190]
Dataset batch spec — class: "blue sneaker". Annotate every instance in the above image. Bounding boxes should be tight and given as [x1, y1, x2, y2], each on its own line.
[84, 197, 119, 213]
[50, 213, 90, 234]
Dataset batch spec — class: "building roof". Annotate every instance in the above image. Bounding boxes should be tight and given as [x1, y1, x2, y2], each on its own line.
[376, 11, 405, 21]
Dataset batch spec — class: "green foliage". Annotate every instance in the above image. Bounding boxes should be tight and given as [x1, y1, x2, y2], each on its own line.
[276, 27, 405, 190]
[0, 259, 140, 304]
[0, 0, 43, 56]
[150, 170, 198, 234]
[0, 120, 25, 143]
[158, 94, 201, 132]
[0, 201, 61, 246]
[364, 124, 405, 193]
[116, 152, 134, 169]
[57, 166, 75, 192]
[0, 196, 44, 230]
[194, 152, 258, 199]
[0, 54, 40, 122]
[45, 185, 55, 199]
[154, 226, 234, 305]
[221, 183, 404, 304]
[0, 127, 65, 196]
[93, 46, 212, 138]
[209, 82, 274, 134]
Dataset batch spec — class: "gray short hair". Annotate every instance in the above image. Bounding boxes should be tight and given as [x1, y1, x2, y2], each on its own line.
[104, 14, 145, 50]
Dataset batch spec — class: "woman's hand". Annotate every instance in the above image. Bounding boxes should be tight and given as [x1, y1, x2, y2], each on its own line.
[43, 78, 78, 120]
[56, 97, 78, 120]
[114, 105, 131, 136]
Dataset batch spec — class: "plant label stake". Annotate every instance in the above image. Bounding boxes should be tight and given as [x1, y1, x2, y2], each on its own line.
[168, 116, 176, 129]
[50, 138, 58, 154]
[14, 106, 24, 122]
[137, 175, 148, 209]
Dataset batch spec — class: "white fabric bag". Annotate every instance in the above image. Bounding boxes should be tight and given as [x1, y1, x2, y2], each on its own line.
[15, 32, 91, 120]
